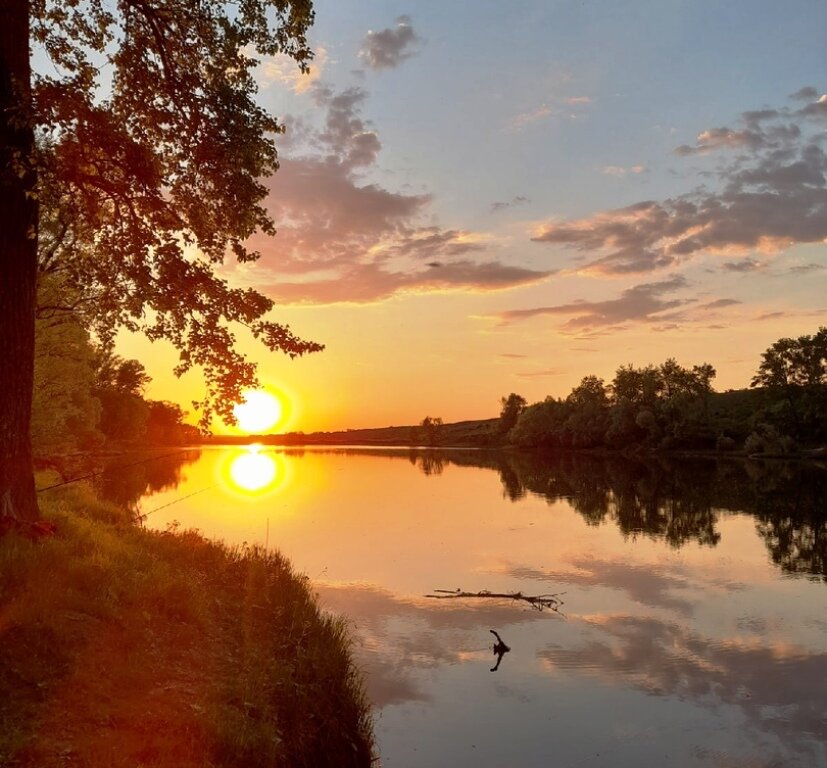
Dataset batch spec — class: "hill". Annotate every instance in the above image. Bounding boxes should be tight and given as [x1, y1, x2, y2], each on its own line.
[206, 417, 503, 447]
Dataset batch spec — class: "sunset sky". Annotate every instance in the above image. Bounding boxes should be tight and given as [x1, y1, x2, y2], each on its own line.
[121, 0, 827, 433]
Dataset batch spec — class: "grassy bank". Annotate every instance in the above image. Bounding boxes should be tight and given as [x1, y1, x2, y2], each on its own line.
[0, 478, 374, 767]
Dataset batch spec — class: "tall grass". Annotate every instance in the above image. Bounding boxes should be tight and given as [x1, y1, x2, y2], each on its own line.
[0, 475, 375, 767]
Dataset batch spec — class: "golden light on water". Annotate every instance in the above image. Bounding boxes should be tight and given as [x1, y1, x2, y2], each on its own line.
[233, 389, 285, 433]
[230, 448, 277, 491]
[221, 445, 290, 497]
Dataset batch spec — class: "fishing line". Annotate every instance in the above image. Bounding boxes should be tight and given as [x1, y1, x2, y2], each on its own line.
[136, 483, 219, 522]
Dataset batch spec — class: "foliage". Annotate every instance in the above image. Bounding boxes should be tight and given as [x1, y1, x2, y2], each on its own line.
[508, 398, 567, 450]
[418, 416, 444, 446]
[751, 327, 827, 442]
[29, 0, 323, 427]
[509, 358, 719, 451]
[31, 309, 102, 455]
[31, 314, 200, 453]
[145, 401, 201, 446]
[498, 393, 527, 433]
[506, 332, 827, 453]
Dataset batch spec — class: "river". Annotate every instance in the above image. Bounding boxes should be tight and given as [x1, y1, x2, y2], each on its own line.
[95, 446, 827, 768]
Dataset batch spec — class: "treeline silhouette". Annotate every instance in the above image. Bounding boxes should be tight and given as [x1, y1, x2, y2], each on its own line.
[405, 449, 827, 581]
[499, 327, 827, 454]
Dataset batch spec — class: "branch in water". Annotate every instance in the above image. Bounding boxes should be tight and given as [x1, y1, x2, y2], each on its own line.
[425, 588, 564, 613]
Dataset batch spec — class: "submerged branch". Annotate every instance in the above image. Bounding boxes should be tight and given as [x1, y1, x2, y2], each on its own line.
[426, 588, 565, 613]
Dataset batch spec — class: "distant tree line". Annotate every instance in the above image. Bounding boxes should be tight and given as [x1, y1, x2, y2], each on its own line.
[500, 327, 827, 454]
[32, 304, 199, 457]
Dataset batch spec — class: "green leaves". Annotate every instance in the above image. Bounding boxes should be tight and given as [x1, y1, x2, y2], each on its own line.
[30, 1, 321, 429]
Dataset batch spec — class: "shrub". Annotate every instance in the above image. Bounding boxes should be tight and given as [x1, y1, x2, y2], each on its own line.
[744, 432, 764, 454]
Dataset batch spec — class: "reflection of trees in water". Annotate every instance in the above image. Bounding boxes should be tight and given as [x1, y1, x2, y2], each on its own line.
[94, 450, 202, 514]
[745, 462, 827, 580]
[500, 453, 722, 549]
[407, 449, 827, 581]
[407, 450, 445, 476]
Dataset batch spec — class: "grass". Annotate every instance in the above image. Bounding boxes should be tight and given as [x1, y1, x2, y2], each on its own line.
[0, 476, 374, 767]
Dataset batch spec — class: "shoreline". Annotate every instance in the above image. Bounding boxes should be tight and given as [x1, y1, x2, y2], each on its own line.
[0, 474, 375, 767]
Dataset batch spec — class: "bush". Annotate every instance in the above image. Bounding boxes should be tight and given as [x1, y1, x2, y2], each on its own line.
[716, 435, 736, 452]
[744, 432, 764, 454]
[779, 435, 798, 454]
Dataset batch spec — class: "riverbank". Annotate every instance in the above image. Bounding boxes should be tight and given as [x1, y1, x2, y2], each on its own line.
[0, 476, 374, 767]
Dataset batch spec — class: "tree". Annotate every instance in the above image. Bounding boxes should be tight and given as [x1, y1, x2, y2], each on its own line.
[145, 400, 198, 445]
[93, 351, 151, 441]
[509, 398, 566, 450]
[419, 416, 444, 447]
[499, 393, 527, 434]
[751, 328, 827, 441]
[564, 377, 610, 448]
[611, 364, 663, 407]
[31, 306, 102, 456]
[1, 0, 320, 524]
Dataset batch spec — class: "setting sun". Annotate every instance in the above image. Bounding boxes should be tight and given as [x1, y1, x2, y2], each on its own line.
[233, 389, 283, 433]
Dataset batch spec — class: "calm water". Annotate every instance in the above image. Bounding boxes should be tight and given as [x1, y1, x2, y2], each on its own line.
[97, 447, 827, 768]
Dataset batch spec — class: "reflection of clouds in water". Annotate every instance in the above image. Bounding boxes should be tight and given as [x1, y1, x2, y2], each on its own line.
[505, 556, 746, 617]
[315, 582, 556, 708]
[539, 615, 827, 765]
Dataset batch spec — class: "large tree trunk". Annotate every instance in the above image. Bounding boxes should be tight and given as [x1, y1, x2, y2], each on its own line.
[0, 0, 40, 525]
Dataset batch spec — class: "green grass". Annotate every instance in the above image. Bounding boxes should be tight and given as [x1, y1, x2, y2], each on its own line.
[0, 476, 374, 767]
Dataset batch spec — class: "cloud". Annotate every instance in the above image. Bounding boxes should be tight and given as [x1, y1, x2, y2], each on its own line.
[756, 310, 788, 321]
[515, 368, 562, 379]
[508, 105, 552, 132]
[674, 127, 766, 156]
[698, 298, 741, 309]
[315, 582, 553, 707]
[491, 195, 530, 213]
[358, 15, 420, 70]
[309, 84, 382, 168]
[495, 276, 689, 329]
[722, 258, 763, 272]
[265, 260, 553, 304]
[790, 86, 819, 101]
[539, 614, 827, 760]
[381, 228, 488, 260]
[244, 84, 548, 304]
[258, 46, 328, 94]
[565, 96, 592, 105]
[788, 262, 825, 275]
[601, 164, 647, 177]
[795, 93, 827, 119]
[531, 92, 827, 275]
[509, 557, 696, 614]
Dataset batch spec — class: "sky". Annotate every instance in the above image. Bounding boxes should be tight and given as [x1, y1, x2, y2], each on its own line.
[121, 0, 827, 433]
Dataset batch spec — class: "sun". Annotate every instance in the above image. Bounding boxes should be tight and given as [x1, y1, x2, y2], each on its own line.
[233, 389, 284, 433]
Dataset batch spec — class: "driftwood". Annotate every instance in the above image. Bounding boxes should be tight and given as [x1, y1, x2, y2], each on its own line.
[425, 588, 564, 613]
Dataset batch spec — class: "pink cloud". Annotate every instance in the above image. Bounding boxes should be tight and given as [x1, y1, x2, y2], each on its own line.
[239, 84, 548, 303]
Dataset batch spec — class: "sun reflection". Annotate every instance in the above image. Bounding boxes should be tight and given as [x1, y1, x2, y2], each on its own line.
[222, 445, 288, 496]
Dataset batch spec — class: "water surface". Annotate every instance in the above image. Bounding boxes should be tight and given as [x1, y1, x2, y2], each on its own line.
[98, 448, 827, 768]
